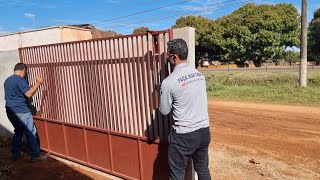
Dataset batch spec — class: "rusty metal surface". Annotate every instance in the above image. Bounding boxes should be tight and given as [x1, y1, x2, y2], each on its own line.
[111, 135, 140, 179]
[140, 141, 169, 180]
[34, 120, 48, 150]
[21, 29, 173, 180]
[46, 122, 66, 155]
[35, 117, 167, 180]
[86, 129, 111, 170]
[65, 126, 87, 162]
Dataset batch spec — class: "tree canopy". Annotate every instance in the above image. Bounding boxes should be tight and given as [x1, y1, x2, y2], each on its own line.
[132, 26, 149, 34]
[308, 8, 320, 64]
[172, 3, 300, 66]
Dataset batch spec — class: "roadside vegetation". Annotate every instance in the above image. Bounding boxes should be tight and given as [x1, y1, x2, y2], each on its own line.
[205, 71, 320, 106]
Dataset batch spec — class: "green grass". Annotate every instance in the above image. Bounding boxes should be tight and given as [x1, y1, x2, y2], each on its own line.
[204, 71, 320, 106]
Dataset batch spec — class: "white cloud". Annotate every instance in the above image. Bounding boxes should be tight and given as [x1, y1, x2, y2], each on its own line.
[24, 13, 36, 26]
[107, 0, 119, 4]
[286, 46, 300, 52]
[24, 13, 35, 19]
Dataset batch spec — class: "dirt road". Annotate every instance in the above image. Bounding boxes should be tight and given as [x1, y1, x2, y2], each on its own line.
[208, 100, 320, 179]
[1, 100, 319, 179]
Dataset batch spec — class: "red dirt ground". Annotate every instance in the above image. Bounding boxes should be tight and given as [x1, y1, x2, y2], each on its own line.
[208, 100, 320, 179]
[1, 99, 319, 179]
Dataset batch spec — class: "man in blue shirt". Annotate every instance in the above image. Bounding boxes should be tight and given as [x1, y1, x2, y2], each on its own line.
[160, 39, 211, 180]
[4, 63, 47, 162]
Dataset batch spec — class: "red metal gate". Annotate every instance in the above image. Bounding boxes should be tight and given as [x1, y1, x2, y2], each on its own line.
[19, 29, 173, 180]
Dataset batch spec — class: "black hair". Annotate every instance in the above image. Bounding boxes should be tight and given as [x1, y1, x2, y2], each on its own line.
[167, 38, 188, 60]
[14, 63, 27, 71]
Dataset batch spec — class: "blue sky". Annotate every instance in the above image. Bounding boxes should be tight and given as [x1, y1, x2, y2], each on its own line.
[0, 0, 319, 35]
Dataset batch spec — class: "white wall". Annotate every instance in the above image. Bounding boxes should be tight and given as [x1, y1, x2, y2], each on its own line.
[173, 27, 196, 69]
[0, 26, 93, 51]
[0, 50, 20, 137]
[20, 28, 61, 47]
[0, 34, 21, 52]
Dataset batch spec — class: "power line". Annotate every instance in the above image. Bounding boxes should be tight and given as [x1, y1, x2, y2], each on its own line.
[92, 0, 193, 25]
[95, 0, 278, 27]
[98, 0, 239, 26]
[99, 0, 260, 30]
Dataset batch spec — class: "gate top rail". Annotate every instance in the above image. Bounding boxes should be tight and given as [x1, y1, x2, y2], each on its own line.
[19, 29, 171, 50]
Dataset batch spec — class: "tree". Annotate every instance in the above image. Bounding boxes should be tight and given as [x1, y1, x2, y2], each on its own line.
[308, 8, 320, 65]
[172, 16, 224, 66]
[216, 3, 300, 66]
[171, 3, 300, 66]
[284, 50, 299, 65]
[133, 26, 149, 34]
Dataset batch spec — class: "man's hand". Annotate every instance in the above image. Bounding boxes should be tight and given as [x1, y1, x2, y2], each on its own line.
[25, 77, 44, 98]
[36, 77, 44, 85]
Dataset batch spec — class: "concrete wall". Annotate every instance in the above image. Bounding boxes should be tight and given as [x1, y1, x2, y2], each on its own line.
[0, 50, 20, 137]
[0, 26, 93, 51]
[173, 27, 196, 69]
[61, 27, 92, 42]
[0, 34, 21, 52]
[20, 28, 61, 47]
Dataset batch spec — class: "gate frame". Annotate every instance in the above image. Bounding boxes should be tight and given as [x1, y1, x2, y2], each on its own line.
[19, 27, 196, 180]
[19, 29, 173, 180]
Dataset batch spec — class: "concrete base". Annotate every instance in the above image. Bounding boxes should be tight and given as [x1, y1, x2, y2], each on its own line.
[50, 155, 123, 180]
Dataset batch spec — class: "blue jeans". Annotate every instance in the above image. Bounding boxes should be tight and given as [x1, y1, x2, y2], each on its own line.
[6, 111, 41, 159]
[168, 127, 211, 180]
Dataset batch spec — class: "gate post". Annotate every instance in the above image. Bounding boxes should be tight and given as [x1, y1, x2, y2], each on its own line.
[172, 27, 196, 69]
[173, 27, 197, 180]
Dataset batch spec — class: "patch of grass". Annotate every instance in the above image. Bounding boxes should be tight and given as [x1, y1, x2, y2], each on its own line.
[205, 71, 320, 106]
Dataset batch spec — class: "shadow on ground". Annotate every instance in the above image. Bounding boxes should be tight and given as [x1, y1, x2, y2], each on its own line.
[0, 137, 94, 180]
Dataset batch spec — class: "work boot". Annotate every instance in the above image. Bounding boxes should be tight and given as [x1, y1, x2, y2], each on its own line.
[31, 154, 48, 162]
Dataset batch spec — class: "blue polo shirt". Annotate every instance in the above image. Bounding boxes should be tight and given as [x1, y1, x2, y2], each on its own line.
[4, 75, 30, 113]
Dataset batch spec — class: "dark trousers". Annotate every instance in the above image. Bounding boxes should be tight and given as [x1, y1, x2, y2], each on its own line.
[168, 127, 211, 180]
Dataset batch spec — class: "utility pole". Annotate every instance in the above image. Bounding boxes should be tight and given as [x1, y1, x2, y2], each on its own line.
[300, 0, 308, 87]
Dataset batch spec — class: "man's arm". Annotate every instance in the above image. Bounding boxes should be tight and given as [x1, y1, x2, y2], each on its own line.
[25, 77, 44, 98]
[159, 80, 173, 115]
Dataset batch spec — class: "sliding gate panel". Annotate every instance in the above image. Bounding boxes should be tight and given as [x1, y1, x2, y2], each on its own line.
[19, 29, 173, 180]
